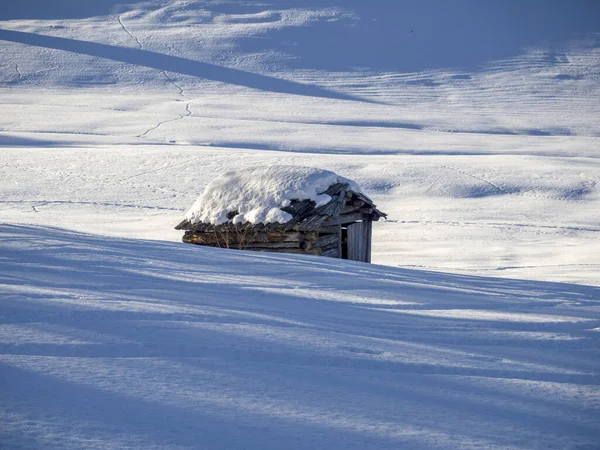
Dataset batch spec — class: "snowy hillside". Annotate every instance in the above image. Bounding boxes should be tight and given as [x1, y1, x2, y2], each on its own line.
[1, 1, 600, 448]
[1, 224, 599, 449]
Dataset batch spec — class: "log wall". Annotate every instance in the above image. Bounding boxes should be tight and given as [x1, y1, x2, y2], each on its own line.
[182, 229, 341, 258]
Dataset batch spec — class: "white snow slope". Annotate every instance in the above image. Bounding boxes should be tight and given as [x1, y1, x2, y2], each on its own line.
[1, 1, 600, 448]
[1, 224, 599, 449]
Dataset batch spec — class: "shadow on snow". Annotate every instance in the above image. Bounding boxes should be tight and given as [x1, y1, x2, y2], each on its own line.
[1, 224, 599, 448]
[0, 29, 374, 104]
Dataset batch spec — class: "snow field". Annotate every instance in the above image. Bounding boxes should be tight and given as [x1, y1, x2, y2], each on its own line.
[1, 1, 600, 448]
[1, 224, 599, 449]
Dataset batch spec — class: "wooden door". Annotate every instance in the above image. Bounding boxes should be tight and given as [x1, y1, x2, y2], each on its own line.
[346, 221, 372, 262]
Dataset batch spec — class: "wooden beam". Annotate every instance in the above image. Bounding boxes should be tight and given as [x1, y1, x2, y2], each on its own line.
[244, 241, 308, 249]
[316, 225, 340, 234]
[246, 247, 322, 255]
[339, 212, 369, 224]
[182, 230, 317, 246]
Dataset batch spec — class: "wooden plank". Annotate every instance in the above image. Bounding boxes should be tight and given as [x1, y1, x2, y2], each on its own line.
[341, 201, 365, 214]
[297, 214, 330, 231]
[317, 233, 338, 248]
[339, 212, 369, 224]
[338, 225, 343, 258]
[347, 222, 368, 262]
[329, 189, 347, 218]
[323, 182, 348, 196]
[353, 191, 373, 205]
[322, 247, 340, 258]
[247, 247, 322, 255]
[181, 230, 317, 246]
[244, 241, 305, 249]
[365, 220, 372, 263]
[320, 240, 339, 252]
[317, 225, 340, 234]
[175, 219, 191, 230]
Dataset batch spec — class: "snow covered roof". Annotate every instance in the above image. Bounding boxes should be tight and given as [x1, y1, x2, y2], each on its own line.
[178, 165, 376, 228]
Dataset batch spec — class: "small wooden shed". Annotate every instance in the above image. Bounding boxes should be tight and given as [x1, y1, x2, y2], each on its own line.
[175, 166, 386, 263]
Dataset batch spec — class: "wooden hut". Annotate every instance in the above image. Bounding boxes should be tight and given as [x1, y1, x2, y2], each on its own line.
[175, 166, 386, 263]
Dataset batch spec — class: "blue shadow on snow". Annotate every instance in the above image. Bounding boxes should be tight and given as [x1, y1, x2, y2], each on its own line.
[0, 28, 373, 103]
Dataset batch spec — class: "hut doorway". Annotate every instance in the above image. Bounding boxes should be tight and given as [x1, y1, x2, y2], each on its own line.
[341, 221, 372, 263]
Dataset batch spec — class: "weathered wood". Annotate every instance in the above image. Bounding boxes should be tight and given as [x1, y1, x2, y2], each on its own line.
[244, 241, 307, 249]
[341, 200, 365, 214]
[182, 230, 317, 246]
[347, 221, 366, 262]
[339, 212, 369, 224]
[297, 214, 330, 231]
[371, 208, 386, 220]
[322, 247, 340, 258]
[175, 219, 191, 230]
[365, 219, 372, 263]
[337, 223, 343, 258]
[323, 182, 348, 196]
[353, 191, 373, 205]
[315, 225, 339, 234]
[312, 194, 343, 218]
[248, 247, 322, 255]
[178, 181, 383, 263]
[317, 233, 338, 248]
[282, 199, 314, 219]
[330, 189, 347, 218]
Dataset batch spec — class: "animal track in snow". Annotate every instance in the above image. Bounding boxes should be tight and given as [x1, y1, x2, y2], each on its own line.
[114, 14, 193, 139]
[116, 15, 143, 50]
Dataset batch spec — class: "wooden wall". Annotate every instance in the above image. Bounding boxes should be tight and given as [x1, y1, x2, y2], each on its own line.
[182, 229, 341, 258]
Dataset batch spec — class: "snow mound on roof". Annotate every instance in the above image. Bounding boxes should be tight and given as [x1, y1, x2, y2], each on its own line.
[185, 165, 363, 225]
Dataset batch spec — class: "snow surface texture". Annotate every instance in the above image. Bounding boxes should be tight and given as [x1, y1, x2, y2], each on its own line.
[1, 224, 599, 449]
[184, 165, 362, 225]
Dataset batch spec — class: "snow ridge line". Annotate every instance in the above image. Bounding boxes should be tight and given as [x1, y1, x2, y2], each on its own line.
[116, 15, 143, 50]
